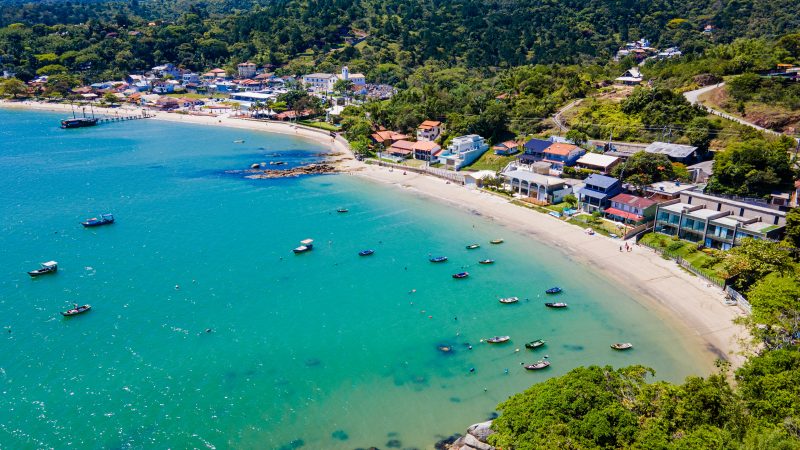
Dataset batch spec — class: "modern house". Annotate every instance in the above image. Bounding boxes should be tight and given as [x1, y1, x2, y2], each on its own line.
[520, 138, 552, 164]
[438, 135, 489, 170]
[577, 174, 622, 212]
[416, 120, 443, 142]
[615, 67, 643, 85]
[686, 160, 714, 183]
[575, 153, 620, 174]
[605, 193, 657, 224]
[237, 62, 257, 78]
[502, 168, 573, 204]
[493, 140, 521, 156]
[644, 142, 700, 164]
[542, 143, 585, 170]
[654, 191, 786, 249]
[645, 181, 698, 202]
[412, 141, 442, 161]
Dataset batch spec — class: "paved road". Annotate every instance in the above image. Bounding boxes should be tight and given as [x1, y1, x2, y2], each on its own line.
[552, 98, 583, 132]
[683, 83, 798, 142]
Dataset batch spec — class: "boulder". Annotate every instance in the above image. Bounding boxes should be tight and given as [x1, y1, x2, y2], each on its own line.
[466, 421, 495, 442]
[446, 421, 496, 450]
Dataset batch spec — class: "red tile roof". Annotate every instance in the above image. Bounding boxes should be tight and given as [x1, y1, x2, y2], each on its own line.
[544, 143, 580, 156]
[417, 120, 442, 130]
[605, 207, 643, 221]
[610, 193, 656, 209]
[412, 141, 440, 152]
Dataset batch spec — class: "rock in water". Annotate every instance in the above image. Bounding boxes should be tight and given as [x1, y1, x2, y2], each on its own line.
[245, 163, 338, 179]
[444, 420, 496, 450]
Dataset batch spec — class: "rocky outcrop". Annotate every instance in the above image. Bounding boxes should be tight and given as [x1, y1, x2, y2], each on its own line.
[243, 163, 338, 179]
[446, 421, 496, 450]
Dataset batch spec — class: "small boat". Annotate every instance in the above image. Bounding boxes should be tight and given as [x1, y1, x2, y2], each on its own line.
[233, 139, 245, 143]
[545, 287, 562, 294]
[359, 249, 375, 256]
[478, 259, 494, 265]
[466, 244, 480, 249]
[524, 361, 551, 370]
[486, 336, 510, 344]
[525, 339, 546, 349]
[61, 117, 98, 129]
[61, 304, 91, 316]
[544, 302, 568, 308]
[429, 256, 448, 263]
[611, 343, 634, 350]
[452, 272, 469, 279]
[28, 261, 58, 277]
[293, 239, 314, 254]
[337, 208, 349, 213]
[499, 296, 519, 304]
[81, 213, 114, 227]
[270, 161, 287, 166]
[490, 239, 504, 244]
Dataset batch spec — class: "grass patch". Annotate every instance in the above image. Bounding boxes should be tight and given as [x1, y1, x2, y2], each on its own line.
[639, 232, 726, 279]
[298, 120, 339, 131]
[166, 93, 209, 99]
[462, 151, 515, 171]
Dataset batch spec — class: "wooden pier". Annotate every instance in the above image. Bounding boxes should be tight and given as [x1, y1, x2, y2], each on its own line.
[97, 112, 155, 124]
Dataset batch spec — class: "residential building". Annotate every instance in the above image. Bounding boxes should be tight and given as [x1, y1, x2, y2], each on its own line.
[412, 141, 442, 162]
[686, 160, 714, 183]
[575, 153, 620, 174]
[542, 143, 585, 170]
[370, 130, 409, 148]
[519, 138, 552, 164]
[182, 72, 200, 84]
[416, 120, 443, 142]
[654, 192, 786, 249]
[151, 63, 180, 78]
[154, 96, 179, 110]
[644, 181, 698, 202]
[237, 62, 257, 78]
[493, 140, 521, 156]
[644, 141, 700, 164]
[438, 135, 489, 171]
[302, 67, 366, 92]
[464, 170, 497, 189]
[502, 168, 573, 203]
[577, 174, 622, 212]
[791, 180, 800, 207]
[615, 67, 643, 85]
[387, 140, 415, 159]
[605, 193, 657, 224]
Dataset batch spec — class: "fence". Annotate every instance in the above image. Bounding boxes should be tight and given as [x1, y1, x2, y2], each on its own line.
[366, 159, 466, 184]
[725, 286, 753, 314]
[623, 222, 653, 240]
[637, 240, 726, 288]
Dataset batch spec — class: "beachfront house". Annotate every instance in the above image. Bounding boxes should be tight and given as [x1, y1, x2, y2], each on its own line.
[645, 181, 698, 202]
[502, 168, 573, 204]
[438, 135, 489, 171]
[370, 130, 409, 149]
[386, 140, 415, 160]
[416, 120, 443, 142]
[605, 193, 657, 225]
[644, 142, 700, 164]
[542, 143, 585, 170]
[575, 153, 620, 174]
[519, 138, 552, 164]
[654, 191, 786, 249]
[493, 140, 522, 156]
[577, 174, 622, 213]
[412, 141, 442, 162]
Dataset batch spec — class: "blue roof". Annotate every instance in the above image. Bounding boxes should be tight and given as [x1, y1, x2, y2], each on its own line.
[584, 174, 619, 189]
[578, 188, 609, 200]
[524, 138, 552, 153]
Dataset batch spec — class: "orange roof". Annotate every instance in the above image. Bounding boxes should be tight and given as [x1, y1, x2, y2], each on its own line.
[544, 143, 580, 156]
[493, 140, 520, 149]
[412, 141, 440, 152]
[389, 140, 415, 151]
[417, 120, 441, 130]
[210, 68, 226, 74]
[371, 130, 409, 143]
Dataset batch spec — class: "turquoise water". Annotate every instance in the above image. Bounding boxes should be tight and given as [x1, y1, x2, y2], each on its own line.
[0, 109, 710, 449]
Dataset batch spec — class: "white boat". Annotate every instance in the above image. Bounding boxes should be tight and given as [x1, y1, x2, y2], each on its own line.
[293, 239, 314, 254]
[524, 360, 551, 370]
[28, 261, 58, 277]
[486, 336, 510, 344]
[499, 296, 519, 304]
[611, 343, 634, 350]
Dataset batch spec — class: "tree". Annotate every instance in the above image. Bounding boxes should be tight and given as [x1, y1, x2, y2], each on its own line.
[720, 239, 795, 290]
[36, 64, 68, 76]
[612, 151, 675, 190]
[565, 129, 588, 146]
[746, 273, 800, 326]
[102, 92, 118, 105]
[333, 78, 353, 98]
[564, 194, 578, 208]
[44, 73, 79, 98]
[784, 208, 800, 249]
[0, 78, 28, 98]
[706, 139, 794, 197]
[685, 116, 718, 151]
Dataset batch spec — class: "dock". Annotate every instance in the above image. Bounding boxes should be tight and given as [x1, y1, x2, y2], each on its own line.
[97, 112, 155, 124]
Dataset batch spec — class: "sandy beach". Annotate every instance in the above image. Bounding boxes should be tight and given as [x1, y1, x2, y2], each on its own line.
[2, 99, 748, 368]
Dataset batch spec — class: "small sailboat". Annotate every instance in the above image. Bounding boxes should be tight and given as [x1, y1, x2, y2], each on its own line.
[293, 239, 314, 254]
[429, 256, 448, 263]
[61, 304, 91, 316]
[358, 249, 375, 256]
[486, 336, 510, 344]
[28, 261, 58, 277]
[544, 302, 568, 308]
[490, 239, 504, 244]
[525, 339, 546, 349]
[81, 213, 114, 227]
[524, 361, 550, 370]
[499, 296, 519, 304]
[452, 272, 469, 279]
[611, 343, 634, 350]
[545, 287, 562, 294]
[478, 259, 494, 264]
[336, 208, 349, 213]
[466, 244, 480, 249]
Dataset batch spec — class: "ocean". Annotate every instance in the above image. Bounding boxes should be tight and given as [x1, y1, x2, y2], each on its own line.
[0, 108, 710, 449]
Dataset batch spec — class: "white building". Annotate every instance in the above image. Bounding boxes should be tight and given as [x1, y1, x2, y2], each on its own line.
[237, 62, 257, 78]
[438, 135, 489, 171]
[302, 67, 366, 92]
[416, 120, 443, 142]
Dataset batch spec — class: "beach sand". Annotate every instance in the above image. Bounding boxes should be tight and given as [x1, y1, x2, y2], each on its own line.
[1, 99, 748, 368]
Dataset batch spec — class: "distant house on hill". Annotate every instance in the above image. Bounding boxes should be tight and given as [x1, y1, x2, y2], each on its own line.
[416, 120, 443, 142]
[644, 141, 700, 164]
[615, 67, 643, 86]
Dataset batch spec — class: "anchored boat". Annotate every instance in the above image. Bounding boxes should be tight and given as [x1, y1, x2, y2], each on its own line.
[28, 261, 58, 277]
[359, 249, 375, 256]
[499, 296, 519, 304]
[524, 361, 551, 370]
[611, 343, 634, 350]
[490, 239, 504, 244]
[545, 287, 562, 294]
[293, 239, 314, 254]
[525, 339, 546, 349]
[452, 272, 469, 279]
[61, 304, 91, 316]
[478, 259, 494, 264]
[81, 213, 114, 227]
[486, 336, 510, 344]
[337, 208, 349, 213]
[544, 302, 568, 308]
[465, 244, 480, 249]
[429, 256, 448, 263]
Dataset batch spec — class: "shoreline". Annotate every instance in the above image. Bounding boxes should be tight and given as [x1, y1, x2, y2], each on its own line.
[1, 99, 747, 369]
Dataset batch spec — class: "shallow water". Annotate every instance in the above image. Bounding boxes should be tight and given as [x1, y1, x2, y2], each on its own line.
[0, 109, 710, 449]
